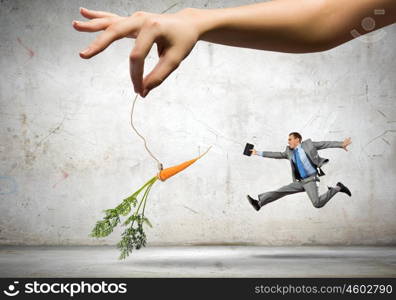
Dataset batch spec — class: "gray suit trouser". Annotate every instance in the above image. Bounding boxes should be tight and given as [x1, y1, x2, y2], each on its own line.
[257, 175, 339, 208]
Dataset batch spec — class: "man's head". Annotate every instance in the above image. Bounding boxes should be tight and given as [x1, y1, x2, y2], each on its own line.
[288, 132, 302, 149]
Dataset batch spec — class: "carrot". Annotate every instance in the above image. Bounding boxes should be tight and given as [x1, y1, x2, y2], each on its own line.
[91, 145, 212, 260]
[157, 146, 212, 181]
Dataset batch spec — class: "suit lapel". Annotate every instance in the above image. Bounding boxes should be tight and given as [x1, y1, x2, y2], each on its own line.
[302, 140, 322, 172]
[301, 141, 314, 162]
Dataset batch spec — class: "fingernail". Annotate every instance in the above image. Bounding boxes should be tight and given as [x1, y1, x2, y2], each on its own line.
[72, 20, 78, 26]
[80, 7, 86, 11]
[80, 48, 90, 55]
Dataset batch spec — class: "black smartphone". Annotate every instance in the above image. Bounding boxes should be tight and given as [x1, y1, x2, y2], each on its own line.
[243, 143, 254, 156]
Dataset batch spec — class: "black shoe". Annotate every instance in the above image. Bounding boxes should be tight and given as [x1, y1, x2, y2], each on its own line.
[336, 182, 352, 197]
[247, 195, 261, 211]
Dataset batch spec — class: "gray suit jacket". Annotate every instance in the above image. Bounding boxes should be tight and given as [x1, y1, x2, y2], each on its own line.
[258, 139, 344, 182]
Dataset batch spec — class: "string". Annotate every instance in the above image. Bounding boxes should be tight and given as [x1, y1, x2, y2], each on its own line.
[129, 8, 217, 172]
[130, 93, 163, 171]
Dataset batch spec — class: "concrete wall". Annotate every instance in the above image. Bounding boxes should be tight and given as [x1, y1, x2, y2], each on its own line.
[1, 0, 395, 246]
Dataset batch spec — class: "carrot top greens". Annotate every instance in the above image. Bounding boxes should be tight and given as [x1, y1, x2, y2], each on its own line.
[89, 175, 158, 260]
[89, 146, 211, 260]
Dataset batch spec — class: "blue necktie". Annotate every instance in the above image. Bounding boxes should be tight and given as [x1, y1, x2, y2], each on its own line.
[293, 149, 307, 179]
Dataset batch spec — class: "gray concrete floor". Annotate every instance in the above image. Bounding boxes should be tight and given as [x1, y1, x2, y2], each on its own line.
[0, 246, 395, 277]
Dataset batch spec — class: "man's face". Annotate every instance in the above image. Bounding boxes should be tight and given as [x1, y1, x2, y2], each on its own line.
[288, 135, 300, 149]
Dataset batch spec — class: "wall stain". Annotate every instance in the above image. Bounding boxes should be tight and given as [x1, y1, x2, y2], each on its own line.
[52, 171, 69, 189]
[376, 110, 387, 118]
[365, 129, 396, 147]
[0, 176, 18, 195]
[381, 138, 391, 146]
[182, 205, 198, 214]
[19, 113, 66, 166]
[160, 2, 179, 14]
[17, 37, 35, 58]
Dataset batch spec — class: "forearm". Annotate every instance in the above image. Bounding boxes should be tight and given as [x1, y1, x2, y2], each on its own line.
[187, 0, 395, 53]
[256, 150, 287, 159]
[313, 140, 344, 150]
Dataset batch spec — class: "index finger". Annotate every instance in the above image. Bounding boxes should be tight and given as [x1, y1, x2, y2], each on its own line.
[80, 18, 138, 59]
[79, 7, 119, 19]
[129, 26, 158, 95]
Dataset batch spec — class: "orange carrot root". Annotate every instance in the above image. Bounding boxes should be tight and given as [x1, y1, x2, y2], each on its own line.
[157, 146, 212, 181]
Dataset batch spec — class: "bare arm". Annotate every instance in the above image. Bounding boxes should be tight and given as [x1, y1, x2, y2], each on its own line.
[73, 0, 396, 96]
[192, 0, 396, 53]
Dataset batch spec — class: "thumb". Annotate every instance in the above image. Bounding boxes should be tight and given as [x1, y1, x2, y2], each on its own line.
[142, 50, 181, 97]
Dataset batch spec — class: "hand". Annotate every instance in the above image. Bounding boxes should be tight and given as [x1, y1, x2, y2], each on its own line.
[342, 137, 352, 151]
[250, 149, 257, 155]
[72, 7, 200, 97]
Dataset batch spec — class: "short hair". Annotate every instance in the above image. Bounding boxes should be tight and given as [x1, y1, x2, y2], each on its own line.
[289, 132, 302, 141]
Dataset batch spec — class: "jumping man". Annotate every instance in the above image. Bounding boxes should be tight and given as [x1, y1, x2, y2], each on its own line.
[247, 132, 352, 211]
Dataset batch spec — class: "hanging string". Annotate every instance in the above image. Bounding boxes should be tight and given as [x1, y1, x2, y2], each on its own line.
[129, 7, 215, 172]
[130, 93, 163, 171]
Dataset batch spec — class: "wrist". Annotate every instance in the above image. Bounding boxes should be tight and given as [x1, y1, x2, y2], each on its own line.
[179, 7, 224, 42]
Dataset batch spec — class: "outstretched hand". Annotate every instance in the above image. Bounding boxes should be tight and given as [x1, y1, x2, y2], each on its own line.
[72, 7, 200, 98]
[342, 137, 352, 151]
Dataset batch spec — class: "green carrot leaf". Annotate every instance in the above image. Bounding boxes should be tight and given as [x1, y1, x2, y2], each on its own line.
[142, 217, 153, 228]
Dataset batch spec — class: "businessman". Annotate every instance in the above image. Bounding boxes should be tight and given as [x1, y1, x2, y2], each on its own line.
[247, 132, 352, 211]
